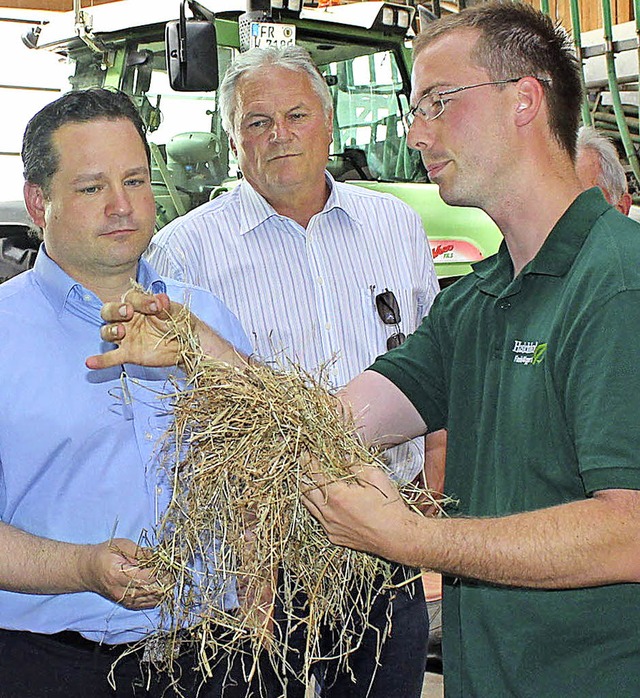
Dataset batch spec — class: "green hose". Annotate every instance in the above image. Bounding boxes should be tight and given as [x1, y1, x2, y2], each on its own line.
[601, 0, 640, 183]
[635, 0, 640, 129]
[569, 0, 593, 126]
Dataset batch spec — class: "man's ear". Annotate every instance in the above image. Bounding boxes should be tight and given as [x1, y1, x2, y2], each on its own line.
[617, 191, 633, 216]
[513, 76, 545, 126]
[229, 135, 238, 157]
[23, 181, 47, 229]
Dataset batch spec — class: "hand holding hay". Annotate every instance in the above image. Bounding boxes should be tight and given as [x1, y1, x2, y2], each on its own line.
[302, 460, 423, 562]
[81, 538, 165, 611]
[86, 289, 247, 371]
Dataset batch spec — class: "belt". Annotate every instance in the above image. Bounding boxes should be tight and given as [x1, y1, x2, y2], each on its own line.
[43, 630, 134, 655]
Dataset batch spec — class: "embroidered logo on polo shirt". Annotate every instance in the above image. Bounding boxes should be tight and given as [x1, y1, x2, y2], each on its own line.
[512, 340, 547, 365]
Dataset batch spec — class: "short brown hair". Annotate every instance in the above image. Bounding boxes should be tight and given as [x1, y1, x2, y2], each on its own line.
[414, 1, 582, 158]
[22, 88, 150, 197]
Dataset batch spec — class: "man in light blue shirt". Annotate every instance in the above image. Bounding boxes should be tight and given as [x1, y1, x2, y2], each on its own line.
[0, 89, 252, 697]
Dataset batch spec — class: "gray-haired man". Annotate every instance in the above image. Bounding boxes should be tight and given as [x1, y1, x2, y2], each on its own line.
[576, 125, 632, 215]
[146, 46, 438, 698]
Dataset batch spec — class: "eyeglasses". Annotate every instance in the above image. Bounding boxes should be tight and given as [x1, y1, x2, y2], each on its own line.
[375, 289, 406, 350]
[405, 77, 537, 127]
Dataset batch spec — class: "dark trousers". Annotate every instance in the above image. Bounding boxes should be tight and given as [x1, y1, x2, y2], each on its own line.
[0, 575, 428, 698]
[272, 568, 429, 698]
[0, 628, 285, 698]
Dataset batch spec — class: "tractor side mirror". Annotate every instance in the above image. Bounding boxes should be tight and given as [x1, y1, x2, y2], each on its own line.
[166, 0, 218, 92]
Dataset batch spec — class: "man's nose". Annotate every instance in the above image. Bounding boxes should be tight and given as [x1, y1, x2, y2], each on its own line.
[269, 117, 293, 142]
[106, 185, 134, 217]
[407, 117, 436, 153]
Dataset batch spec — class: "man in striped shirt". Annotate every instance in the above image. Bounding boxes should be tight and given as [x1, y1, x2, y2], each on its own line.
[146, 46, 439, 698]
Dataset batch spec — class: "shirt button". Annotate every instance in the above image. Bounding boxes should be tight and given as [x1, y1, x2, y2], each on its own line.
[83, 294, 91, 302]
[156, 486, 162, 495]
[145, 432, 153, 440]
[325, 322, 331, 330]
[317, 277, 324, 285]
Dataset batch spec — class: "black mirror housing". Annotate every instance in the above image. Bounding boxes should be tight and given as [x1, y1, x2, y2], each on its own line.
[166, 1, 218, 92]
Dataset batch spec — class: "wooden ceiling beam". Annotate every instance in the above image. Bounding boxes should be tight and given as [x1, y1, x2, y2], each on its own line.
[0, 0, 114, 11]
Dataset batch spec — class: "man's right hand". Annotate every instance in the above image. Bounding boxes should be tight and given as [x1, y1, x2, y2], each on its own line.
[79, 538, 164, 610]
[0, 522, 164, 608]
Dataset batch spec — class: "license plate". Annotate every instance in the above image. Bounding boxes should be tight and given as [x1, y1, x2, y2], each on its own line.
[249, 22, 297, 49]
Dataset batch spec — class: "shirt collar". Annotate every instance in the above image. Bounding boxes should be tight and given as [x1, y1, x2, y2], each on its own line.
[237, 171, 361, 235]
[322, 172, 363, 225]
[33, 245, 166, 317]
[472, 188, 611, 297]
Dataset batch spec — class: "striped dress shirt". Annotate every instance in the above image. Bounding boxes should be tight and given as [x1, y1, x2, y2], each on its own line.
[147, 174, 440, 481]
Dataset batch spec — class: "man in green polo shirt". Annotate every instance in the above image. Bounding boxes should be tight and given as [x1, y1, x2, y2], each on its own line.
[299, 3, 640, 697]
[89, 2, 640, 696]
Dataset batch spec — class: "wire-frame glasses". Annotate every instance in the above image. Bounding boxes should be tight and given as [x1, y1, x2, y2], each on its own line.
[405, 77, 533, 127]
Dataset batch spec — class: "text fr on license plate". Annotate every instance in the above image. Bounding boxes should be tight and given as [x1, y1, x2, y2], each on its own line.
[250, 22, 297, 49]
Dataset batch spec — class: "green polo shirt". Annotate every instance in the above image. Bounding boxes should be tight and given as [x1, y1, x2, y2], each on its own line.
[370, 188, 640, 697]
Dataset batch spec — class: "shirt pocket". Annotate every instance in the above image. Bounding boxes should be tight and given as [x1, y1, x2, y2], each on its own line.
[358, 286, 421, 356]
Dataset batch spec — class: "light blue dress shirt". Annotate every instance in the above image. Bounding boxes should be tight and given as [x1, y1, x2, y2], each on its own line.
[0, 248, 250, 644]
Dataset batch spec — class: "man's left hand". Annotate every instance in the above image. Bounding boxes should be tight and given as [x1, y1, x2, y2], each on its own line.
[301, 463, 416, 563]
[85, 291, 185, 370]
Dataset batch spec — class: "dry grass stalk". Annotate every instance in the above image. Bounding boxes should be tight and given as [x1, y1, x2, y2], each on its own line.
[141, 316, 445, 690]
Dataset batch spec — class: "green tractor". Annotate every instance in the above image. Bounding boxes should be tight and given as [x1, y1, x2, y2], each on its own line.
[6, 0, 501, 284]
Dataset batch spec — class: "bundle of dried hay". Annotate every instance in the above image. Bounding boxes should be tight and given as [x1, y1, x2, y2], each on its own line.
[143, 325, 444, 690]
